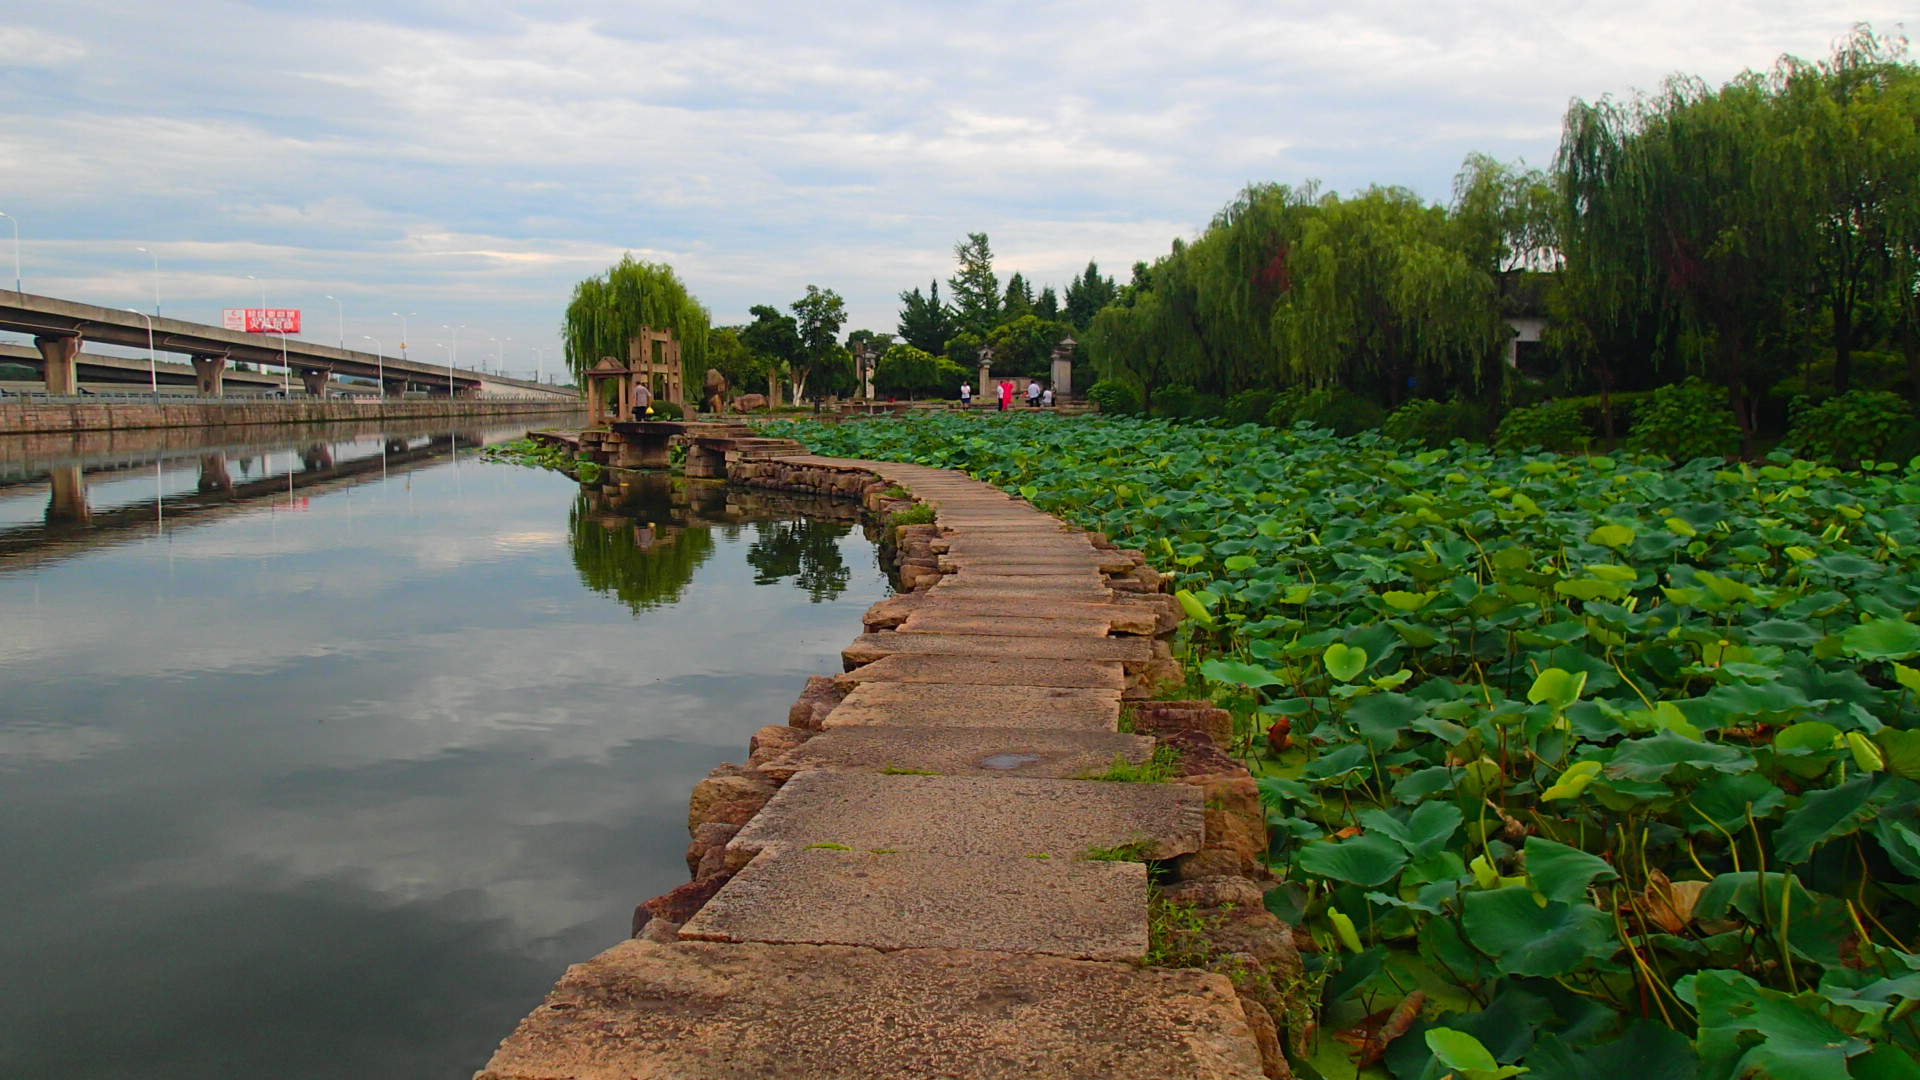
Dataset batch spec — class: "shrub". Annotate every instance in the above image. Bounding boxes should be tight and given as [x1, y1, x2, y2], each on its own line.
[1624, 378, 1740, 461]
[1086, 379, 1141, 415]
[1492, 399, 1587, 453]
[1784, 389, 1916, 467]
[1382, 398, 1492, 447]
[649, 400, 685, 421]
[1223, 389, 1277, 427]
[1267, 387, 1384, 436]
[1153, 384, 1222, 420]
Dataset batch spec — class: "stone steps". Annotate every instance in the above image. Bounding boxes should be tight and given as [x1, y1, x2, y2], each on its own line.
[758, 724, 1153, 780]
[842, 630, 1154, 671]
[822, 681, 1125, 730]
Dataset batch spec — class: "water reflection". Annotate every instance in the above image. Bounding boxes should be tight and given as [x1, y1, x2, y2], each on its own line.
[0, 420, 891, 1079]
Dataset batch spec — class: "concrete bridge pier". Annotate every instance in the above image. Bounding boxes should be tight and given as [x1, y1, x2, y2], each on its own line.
[46, 464, 89, 523]
[299, 365, 333, 397]
[190, 355, 227, 397]
[383, 378, 408, 399]
[198, 454, 234, 494]
[36, 334, 81, 395]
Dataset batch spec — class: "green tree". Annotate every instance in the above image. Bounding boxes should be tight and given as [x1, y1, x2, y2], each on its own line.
[740, 304, 802, 397]
[790, 286, 847, 402]
[984, 314, 1074, 378]
[897, 280, 955, 355]
[1034, 285, 1060, 320]
[1271, 187, 1503, 406]
[561, 255, 710, 386]
[948, 233, 1001, 333]
[1001, 272, 1035, 321]
[706, 326, 768, 396]
[1063, 260, 1117, 328]
[874, 343, 941, 398]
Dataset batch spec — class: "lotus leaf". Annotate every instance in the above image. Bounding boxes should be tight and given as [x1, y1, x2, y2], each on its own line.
[1523, 836, 1619, 903]
[1461, 887, 1617, 977]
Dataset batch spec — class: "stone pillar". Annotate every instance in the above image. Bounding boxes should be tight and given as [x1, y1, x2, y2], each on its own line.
[46, 464, 89, 523]
[977, 361, 991, 404]
[1051, 356, 1073, 399]
[299, 366, 332, 397]
[383, 378, 408, 399]
[190, 355, 227, 397]
[615, 431, 672, 469]
[36, 335, 80, 396]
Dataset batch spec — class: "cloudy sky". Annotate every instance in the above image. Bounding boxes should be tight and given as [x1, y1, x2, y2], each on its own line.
[0, 1, 1903, 378]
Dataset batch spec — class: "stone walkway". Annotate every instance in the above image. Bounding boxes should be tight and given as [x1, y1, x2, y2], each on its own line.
[477, 458, 1271, 1080]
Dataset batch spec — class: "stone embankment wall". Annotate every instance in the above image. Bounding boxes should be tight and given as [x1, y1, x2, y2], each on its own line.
[478, 453, 1305, 1077]
[0, 398, 581, 435]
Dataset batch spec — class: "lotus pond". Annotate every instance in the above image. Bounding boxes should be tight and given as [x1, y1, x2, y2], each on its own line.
[767, 411, 1920, 1080]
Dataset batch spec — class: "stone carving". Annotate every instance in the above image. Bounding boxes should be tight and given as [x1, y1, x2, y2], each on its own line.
[732, 392, 768, 413]
[702, 368, 729, 413]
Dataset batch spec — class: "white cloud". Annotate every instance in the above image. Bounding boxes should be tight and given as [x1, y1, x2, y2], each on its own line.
[0, 1, 1904, 357]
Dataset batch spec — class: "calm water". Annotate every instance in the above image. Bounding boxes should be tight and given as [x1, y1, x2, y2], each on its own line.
[0, 418, 892, 1079]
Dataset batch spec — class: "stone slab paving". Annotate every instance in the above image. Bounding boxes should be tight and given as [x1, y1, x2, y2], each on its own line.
[679, 848, 1149, 959]
[727, 771, 1206, 862]
[479, 941, 1267, 1080]
[836, 654, 1127, 690]
[759, 724, 1153, 780]
[896, 610, 1114, 637]
[874, 595, 1160, 634]
[843, 631, 1153, 670]
[824, 681, 1124, 730]
[477, 453, 1272, 1080]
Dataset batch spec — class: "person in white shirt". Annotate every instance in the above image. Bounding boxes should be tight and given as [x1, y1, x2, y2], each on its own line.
[1026, 380, 1041, 407]
[1041, 385, 1054, 408]
[960, 381, 972, 406]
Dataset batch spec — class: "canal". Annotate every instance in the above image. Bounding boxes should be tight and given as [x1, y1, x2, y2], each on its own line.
[0, 417, 892, 1079]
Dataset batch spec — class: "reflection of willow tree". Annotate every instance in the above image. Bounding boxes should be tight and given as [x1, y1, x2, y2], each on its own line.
[746, 519, 851, 602]
[569, 493, 715, 614]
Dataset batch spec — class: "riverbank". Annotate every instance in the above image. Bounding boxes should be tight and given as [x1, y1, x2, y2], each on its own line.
[477, 455, 1293, 1079]
[0, 397, 582, 435]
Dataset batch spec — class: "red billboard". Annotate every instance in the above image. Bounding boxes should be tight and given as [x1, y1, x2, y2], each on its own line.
[222, 308, 302, 334]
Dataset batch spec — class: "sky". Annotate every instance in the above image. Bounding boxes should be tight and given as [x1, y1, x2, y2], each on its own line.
[0, 1, 1906, 379]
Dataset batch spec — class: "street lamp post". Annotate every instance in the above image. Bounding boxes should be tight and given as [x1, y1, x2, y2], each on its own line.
[393, 312, 415, 363]
[126, 309, 158, 402]
[136, 247, 160, 315]
[0, 211, 18, 294]
[325, 294, 344, 350]
[247, 274, 268, 378]
[442, 324, 463, 399]
[364, 335, 385, 401]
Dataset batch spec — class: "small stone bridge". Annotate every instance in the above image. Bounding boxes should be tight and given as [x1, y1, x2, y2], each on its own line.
[533, 421, 807, 478]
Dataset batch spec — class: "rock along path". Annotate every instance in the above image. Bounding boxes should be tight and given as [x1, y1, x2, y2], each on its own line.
[477, 457, 1270, 1080]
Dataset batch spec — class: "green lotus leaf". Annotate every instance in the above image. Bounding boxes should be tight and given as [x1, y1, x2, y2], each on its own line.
[1588, 523, 1635, 549]
[1843, 618, 1920, 661]
[1772, 776, 1879, 864]
[1197, 658, 1283, 689]
[1527, 667, 1588, 711]
[1360, 801, 1463, 859]
[1523, 836, 1619, 903]
[1606, 730, 1754, 783]
[1681, 968, 1868, 1080]
[1424, 1029, 1526, 1080]
[1323, 642, 1367, 683]
[1525, 1021, 1698, 1080]
[1875, 727, 1920, 781]
[1295, 831, 1408, 887]
[1461, 887, 1616, 977]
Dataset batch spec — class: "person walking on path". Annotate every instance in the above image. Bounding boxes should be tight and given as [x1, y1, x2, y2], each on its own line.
[997, 380, 1011, 411]
[959, 380, 971, 407]
[1026, 379, 1041, 408]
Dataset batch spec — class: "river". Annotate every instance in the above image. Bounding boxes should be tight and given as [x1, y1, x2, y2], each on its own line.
[0, 417, 892, 1079]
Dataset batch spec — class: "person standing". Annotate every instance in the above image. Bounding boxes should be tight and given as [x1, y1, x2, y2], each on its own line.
[960, 380, 972, 407]
[997, 380, 1011, 411]
[1026, 379, 1041, 408]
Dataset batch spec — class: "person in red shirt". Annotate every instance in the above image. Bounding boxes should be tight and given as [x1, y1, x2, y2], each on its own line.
[997, 380, 1011, 411]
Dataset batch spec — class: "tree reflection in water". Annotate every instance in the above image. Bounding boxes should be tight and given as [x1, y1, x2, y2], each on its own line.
[746, 518, 851, 602]
[568, 475, 857, 613]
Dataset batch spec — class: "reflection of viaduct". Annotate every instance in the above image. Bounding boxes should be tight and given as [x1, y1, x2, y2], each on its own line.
[0, 433, 483, 571]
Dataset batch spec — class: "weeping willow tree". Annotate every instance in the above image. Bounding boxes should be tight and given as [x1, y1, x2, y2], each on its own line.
[568, 491, 715, 614]
[562, 256, 711, 388]
[1272, 187, 1504, 406]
